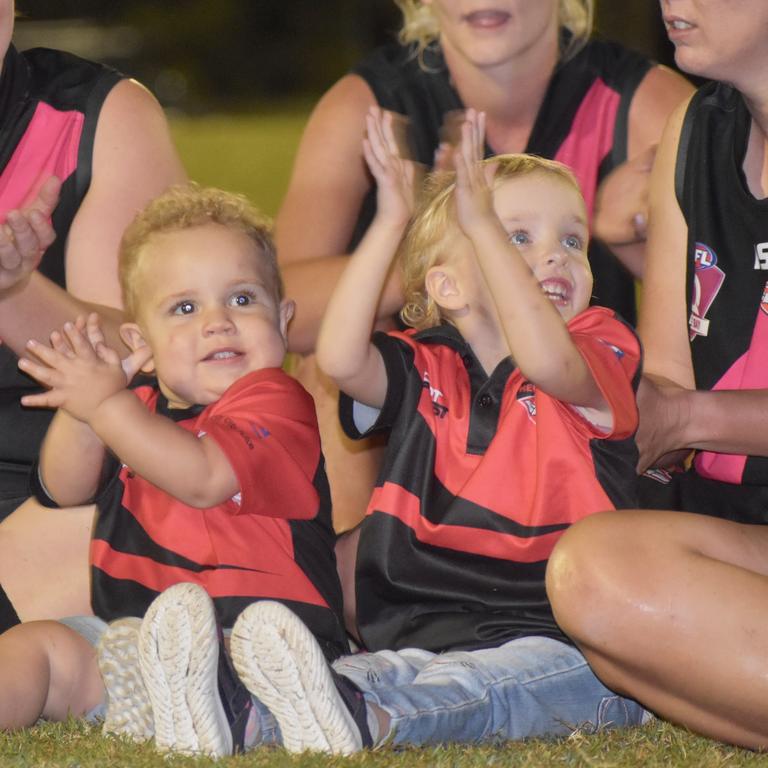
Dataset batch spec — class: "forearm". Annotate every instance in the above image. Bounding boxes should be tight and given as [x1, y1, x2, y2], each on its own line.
[683, 389, 768, 457]
[283, 253, 403, 355]
[316, 217, 405, 384]
[39, 410, 106, 507]
[471, 224, 596, 403]
[0, 272, 125, 355]
[90, 391, 237, 508]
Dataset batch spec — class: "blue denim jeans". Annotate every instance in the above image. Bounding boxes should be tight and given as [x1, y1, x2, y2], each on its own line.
[333, 636, 647, 747]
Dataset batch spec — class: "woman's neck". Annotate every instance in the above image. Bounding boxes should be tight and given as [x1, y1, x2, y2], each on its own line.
[441, 32, 559, 153]
[741, 90, 768, 200]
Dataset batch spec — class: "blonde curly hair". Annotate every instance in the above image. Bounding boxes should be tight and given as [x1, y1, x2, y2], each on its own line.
[119, 184, 280, 321]
[400, 154, 582, 330]
[394, 0, 594, 62]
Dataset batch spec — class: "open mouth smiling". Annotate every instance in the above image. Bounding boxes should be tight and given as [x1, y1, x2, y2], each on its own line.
[539, 278, 572, 307]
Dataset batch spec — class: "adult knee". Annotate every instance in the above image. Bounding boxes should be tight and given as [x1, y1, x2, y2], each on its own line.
[546, 511, 642, 651]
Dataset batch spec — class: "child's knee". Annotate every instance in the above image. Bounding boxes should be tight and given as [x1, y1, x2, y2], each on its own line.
[31, 620, 104, 721]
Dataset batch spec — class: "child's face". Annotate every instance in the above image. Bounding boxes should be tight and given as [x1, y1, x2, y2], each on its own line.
[493, 172, 592, 321]
[122, 223, 292, 409]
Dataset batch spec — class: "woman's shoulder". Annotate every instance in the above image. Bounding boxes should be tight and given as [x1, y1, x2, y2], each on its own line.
[21, 46, 122, 109]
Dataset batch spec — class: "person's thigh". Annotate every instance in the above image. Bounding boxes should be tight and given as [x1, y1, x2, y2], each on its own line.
[548, 510, 768, 749]
[0, 498, 95, 621]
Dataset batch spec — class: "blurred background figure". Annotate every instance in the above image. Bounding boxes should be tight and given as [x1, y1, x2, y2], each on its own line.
[0, 0, 185, 629]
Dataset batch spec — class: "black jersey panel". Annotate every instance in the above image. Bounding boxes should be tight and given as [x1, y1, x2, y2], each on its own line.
[356, 513, 566, 653]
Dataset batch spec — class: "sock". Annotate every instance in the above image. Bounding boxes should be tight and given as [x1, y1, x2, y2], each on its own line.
[0, 584, 20, 632]
[366, 703, 382, 746]
[243, 702, 261, 749]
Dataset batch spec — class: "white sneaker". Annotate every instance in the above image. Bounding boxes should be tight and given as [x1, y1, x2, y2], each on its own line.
[138, 583, 233, 757]
[230, 600, 370, 755]
[98, 617, 153, 741]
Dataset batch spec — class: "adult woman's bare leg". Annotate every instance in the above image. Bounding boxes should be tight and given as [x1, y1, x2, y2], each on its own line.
[0, 498, 94, 622]
[547, 509, 768, 749]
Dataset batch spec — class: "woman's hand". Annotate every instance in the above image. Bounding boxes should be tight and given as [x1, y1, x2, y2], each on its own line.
[636, 373, 693, 473]
[593, 146, 656, 247]
[0, 176, 60, 293]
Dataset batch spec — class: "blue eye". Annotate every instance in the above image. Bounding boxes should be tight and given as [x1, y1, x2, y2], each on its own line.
[172, 301, 195, 315]
[563, 235, 583, 250]
[509, 231, 530, 246]
[229, 291, 255, 307]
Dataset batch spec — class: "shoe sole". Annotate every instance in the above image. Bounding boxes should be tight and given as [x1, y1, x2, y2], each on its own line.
[98, 617, 153, 741]
[230, 600, 362, 755]
[138, 582, 232, 757]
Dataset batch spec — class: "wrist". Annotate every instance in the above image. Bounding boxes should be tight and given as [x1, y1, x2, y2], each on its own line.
[0, 270, 33, 299]
[370, 211, 409, 235]
[89, 388, 135, 437]
[671, 386, 696, 448]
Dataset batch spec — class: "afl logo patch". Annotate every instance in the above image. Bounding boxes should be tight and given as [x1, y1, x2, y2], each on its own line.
[515, 381, 536, 423]
[761, 281, 768, 315]
[694, 243, 717, 269]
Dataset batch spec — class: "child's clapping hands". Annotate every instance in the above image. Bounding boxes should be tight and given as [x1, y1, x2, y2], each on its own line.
[19, 312, 151, 422]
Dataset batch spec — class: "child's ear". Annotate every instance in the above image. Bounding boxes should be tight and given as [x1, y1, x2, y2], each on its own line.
[278, 299, 295, 346]
[119, 322, 155, 374]
[425, 265, 464, 311]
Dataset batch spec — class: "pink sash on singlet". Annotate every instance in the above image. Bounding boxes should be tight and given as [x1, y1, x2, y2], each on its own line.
[553, 78, 620, 219]
[694, 282, 768, 483]
[0, 101, 82, 345]
[0, 101, 82, 219]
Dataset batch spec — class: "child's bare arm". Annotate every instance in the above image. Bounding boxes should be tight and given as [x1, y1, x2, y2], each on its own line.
[20, 314, 239, 509]
[30, 318, 109, 506]
[454, 112, 607, 413]
[316, 106, 417, 408]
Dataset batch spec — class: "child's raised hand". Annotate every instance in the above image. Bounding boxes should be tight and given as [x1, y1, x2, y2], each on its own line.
[83, 312, 152, 383]
[363, 106, 419, 226]
[18, 313, 148, 421]
[453, 110, 498, 238]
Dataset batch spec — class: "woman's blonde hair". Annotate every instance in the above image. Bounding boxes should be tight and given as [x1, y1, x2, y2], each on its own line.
[400, 154, 582, 330]
[394, 0, 594, 62]
[119, 184, 280, 321]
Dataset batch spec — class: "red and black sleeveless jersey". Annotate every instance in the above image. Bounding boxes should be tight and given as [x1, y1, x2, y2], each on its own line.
[34, 369, 348, 660]
[341, 308, 640, 653]
[350, 37, 653, 324]
[0, 46, 122, 502]
[675, 83, 768, 490]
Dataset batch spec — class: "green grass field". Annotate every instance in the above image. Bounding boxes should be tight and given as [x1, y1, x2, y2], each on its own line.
[169, 107, 313, 218]
[1, 110, 753, 767]
[5, 718, 768, 767]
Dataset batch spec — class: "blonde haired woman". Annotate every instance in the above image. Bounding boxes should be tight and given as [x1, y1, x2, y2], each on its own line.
[275, 1, 691, 545]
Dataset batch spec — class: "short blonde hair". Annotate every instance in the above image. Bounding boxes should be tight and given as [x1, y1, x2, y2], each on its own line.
[119, 184, 280, 321]
[395, 0, 594, 62]
[400, 154, 583, 330]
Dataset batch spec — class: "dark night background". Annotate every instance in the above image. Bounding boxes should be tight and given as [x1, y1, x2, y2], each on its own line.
[14, 2, 679, 112]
